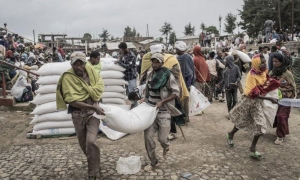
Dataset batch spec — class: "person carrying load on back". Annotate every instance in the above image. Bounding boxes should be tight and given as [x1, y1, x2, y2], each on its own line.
[142, 53, 181, 172]
[56, 52, 105, 180]
[140, 44, 189, 139]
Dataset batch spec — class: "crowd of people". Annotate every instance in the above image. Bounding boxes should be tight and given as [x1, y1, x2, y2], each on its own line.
[1, 22, 300, 179]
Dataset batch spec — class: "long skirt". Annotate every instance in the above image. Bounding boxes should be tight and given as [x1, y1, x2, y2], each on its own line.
[229, 96, 267, 136]
[273, 105, 291, 138]
[208, 74, 218, 99]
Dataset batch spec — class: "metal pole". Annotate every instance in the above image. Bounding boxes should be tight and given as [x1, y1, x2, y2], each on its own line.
[292, 0, 294, 41]
[85, 40, 88, 54]
[33, 30, 36, 45]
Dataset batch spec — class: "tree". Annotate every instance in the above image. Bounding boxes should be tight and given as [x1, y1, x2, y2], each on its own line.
[169, 31, 177, 46]
[239, 0, 300, 37]
[184, 22, 195, 35]
[132, 27, 137, 37]
[111, 36, 114, 40]
[200, 23, 206, 31]
[224, 13, 237, 34]
[136, 33, 140, 37]
[99, 29, 110, 42]
[205, 26, 219, 35]
[82, 33, 92, 43]
[160, 22, 173, 47]
[158, 37, 164, 43]
[124, 26, 133, 37]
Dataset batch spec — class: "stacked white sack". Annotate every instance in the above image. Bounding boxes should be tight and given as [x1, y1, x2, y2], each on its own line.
[99, 58, 129, 140]
[101, 58, 128, 105]
[28, 61, 75, 136]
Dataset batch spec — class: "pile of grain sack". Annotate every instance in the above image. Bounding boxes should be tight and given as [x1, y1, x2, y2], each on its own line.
[27, 58, 130, 140]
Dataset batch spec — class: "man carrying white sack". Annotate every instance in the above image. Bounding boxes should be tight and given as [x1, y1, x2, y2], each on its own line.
[142, 53, 182, 171]
[56, 52, 105, 180]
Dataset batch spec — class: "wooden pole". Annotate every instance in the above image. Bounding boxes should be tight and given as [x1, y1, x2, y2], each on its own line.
[292, 0, 294, 40]
[1, 73, 7, 98]
[278, 0, 282, 30]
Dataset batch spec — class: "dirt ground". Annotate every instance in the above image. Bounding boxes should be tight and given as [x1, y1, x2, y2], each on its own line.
[0, 95, 300, 179]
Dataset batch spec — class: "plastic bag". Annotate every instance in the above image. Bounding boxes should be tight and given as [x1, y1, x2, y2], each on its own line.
[116, 156, 141, 175]
[189, 85, 211, 116]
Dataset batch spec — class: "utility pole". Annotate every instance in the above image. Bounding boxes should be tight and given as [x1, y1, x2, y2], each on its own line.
[219, 15, 222, 35]
[33, 30, 36, 45]
[146, 24, 149, 37]
[292, 0, 294, 40]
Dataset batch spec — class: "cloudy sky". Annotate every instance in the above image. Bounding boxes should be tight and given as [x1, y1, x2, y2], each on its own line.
[1, 0, 244, 41]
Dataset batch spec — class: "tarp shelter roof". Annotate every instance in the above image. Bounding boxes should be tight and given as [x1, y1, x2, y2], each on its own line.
[178, 35, 198, 40]
[106, 42, 136, 50]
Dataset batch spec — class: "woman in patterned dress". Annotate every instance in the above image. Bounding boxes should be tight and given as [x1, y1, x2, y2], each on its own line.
[226, 54, 280, 158]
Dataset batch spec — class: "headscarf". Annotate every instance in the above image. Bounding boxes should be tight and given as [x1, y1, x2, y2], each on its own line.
[175, 41, 187, 51]
[250, 54, 267, 75]
[244, 55, 268, 96]
[5, 50, 13, 59]
[193, 46, 210, 82]
[271, 53, 287, 77]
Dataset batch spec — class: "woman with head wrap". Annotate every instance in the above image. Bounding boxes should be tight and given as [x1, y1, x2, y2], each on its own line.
[193, 46, 210, 98]
[217, 55, 241, 114]
[206, 51, 225, 102]
[175, 41, 194, 122]
[227, 54, 280, 158]
[269, 53, 296, 145]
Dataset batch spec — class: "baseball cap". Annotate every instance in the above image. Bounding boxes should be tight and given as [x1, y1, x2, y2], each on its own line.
[70, 52, 86, 65]
[150, 53, 164, 63]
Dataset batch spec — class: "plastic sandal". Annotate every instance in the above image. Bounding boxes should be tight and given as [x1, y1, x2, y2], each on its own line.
[226, 133, 234, 147]
[250, 151, 262, 159]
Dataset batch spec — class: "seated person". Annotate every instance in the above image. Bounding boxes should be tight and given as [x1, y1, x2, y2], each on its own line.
[11, 70, 33, 102]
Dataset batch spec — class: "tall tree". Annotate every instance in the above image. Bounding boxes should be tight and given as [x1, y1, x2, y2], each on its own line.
[136, 33, 140, 37]
[205, 26, 220, 35]
[184, 22, 195, 35]
[124, 26, 133, 37]
[200, 23, 206, 31]
[239, 0, 300, 37]
[132, 27, 137, 37]
[99, 29, 110, 42]
[160, 22, 173, 47]
[82, 33, 92, 43]
[110, 36, 114, 40]
[224, 13, 237, 34]
[169, 31, 177, 45]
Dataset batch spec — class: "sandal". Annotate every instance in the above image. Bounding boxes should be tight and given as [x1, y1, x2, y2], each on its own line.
[144, 164, 153, 171]
[250, 151, 262, 159]
[226, 133, 234, 147]
[144, 159, 158, 172]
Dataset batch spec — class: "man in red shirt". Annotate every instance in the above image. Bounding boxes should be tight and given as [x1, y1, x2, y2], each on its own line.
[58, 44, 65, 59]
